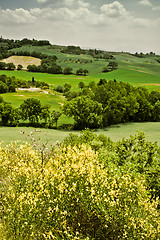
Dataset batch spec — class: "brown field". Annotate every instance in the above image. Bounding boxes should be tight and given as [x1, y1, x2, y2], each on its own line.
[1, 56, 41, 70]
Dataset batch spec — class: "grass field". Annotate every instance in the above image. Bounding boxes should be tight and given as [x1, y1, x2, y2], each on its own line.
[0, 47, 160, 91]
[0, 122, 160, 146]
[0, 67, 160, 92]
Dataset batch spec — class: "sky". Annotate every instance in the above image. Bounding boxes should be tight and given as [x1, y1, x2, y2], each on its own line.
[0, 0, 160, 54]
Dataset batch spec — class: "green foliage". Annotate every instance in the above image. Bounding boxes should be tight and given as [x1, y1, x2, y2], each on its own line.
[64, 83, 71, 93]
[0, 81, 8, 93]
[50, 110, 61, 128]
[17, 64, 23, 70]
[19, 98, 43, 124]
[63, 96, 103, 129]
[78, 81, 85, 90]
[5, 62, 16, 70]
[55, 84, 64, 93]
[0, 98, 19, 126]
[0, 142, 159, 239]
[76, 68, 89, 76]
[0, 62, 6, 70]
[63, 67, 73, 75]
[63, 130, 160, 200]
[63, 80, 160, 128]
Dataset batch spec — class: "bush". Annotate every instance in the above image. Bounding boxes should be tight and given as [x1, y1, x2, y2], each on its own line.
[1, 143, 159, 239]
[55, 85, 64, 93]
[0, 81, 8, 93]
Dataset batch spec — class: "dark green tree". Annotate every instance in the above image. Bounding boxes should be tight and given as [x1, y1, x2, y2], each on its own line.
[63, 67, 73, 75]
[50, 110, 61, 128]
[5, 62, 16, 70]
[62, 96, 103, 129]
[78, 81, 85, 90]
[40, 104, 50, 123]
[83, 69, 89, 76]
[17, 64, 23, 70]
[19, 98, 42, 124]
[76, 68, 84, 75]
[64, 83, 71, 93]
[0, 100, 19, 126]
[0, 62, 6, 70]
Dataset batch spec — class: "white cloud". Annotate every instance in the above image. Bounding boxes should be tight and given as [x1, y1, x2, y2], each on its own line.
[0, 8, 36, 24]
[100, 1, 129, 18]
[78, 0, 90, 8]
[63, 0, 75, 6]
[152, 5, 160, 11]
[138, 0, 152, 7]
[37, 0, 48, 3]
[132, 17, 154, 27]
[0, 1, 159, 54]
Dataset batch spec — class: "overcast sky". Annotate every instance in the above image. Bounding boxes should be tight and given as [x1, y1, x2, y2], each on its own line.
[0, 0, 160, 53]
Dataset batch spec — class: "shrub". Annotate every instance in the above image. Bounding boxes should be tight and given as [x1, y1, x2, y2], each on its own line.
[0, 143, 159, 239]
[55, 84, 64, 93]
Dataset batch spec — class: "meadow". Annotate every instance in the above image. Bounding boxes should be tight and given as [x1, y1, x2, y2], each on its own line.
[0, 122, 160, 146]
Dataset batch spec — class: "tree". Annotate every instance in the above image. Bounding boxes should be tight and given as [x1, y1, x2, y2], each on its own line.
[5, 62, 16, 70]
[83, 69, 89, 76]
[50, 110, 61, 128]
[62, 96, 103, 129]
[27, 65, 38, 72]
[40, 104, 50, 123]
[0, 100, 19, 126]
[102, 66, 110, 73]
[17, 64, 23, 70]
[19, 98, 42, 124]
[76, 68, 83, 75]
[88, 81, 96, 89]
[0, 81, 8, 93]
[55, 85, 64, 93]
[0, 62, 6, 70]
[63, 67, 73, 75]
[107, 61, 118, 71]
[78, 81, 85, 90]
[64, 83, 71, 93]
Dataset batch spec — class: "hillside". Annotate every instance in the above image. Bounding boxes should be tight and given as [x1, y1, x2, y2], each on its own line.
[1, 55, 41, 70]
[9, 45, 160, 74]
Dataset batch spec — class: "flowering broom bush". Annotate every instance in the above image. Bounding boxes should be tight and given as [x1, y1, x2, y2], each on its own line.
[0, 142, 159, 239]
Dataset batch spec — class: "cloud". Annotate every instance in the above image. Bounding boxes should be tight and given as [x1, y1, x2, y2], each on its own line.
[37, 0, 48, 3]
[78, 0, 90, 8]
[63, 0, 75, 6]
[138, 0, 152, 7]
[100, 1, 129, 18]
[152, 5, 160, 11]
[0, 8, 36, 24]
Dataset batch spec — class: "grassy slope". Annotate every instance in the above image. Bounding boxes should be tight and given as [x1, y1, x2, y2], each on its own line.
[0, 122, 160, 146]
[0, 45, 159, 91]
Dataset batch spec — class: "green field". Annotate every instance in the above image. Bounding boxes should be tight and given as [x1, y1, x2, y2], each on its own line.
[0, 46, 160, 145]
[0, 67, 160, 92]
[0, 46, 160, 92]
[1, 122, 160, 146]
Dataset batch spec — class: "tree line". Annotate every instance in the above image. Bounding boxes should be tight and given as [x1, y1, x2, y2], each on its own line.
[0, 96, 61, 128]
[1, 78, 160, 129]
[0, 74, 49, 93]
[62, 79, 160, 129]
